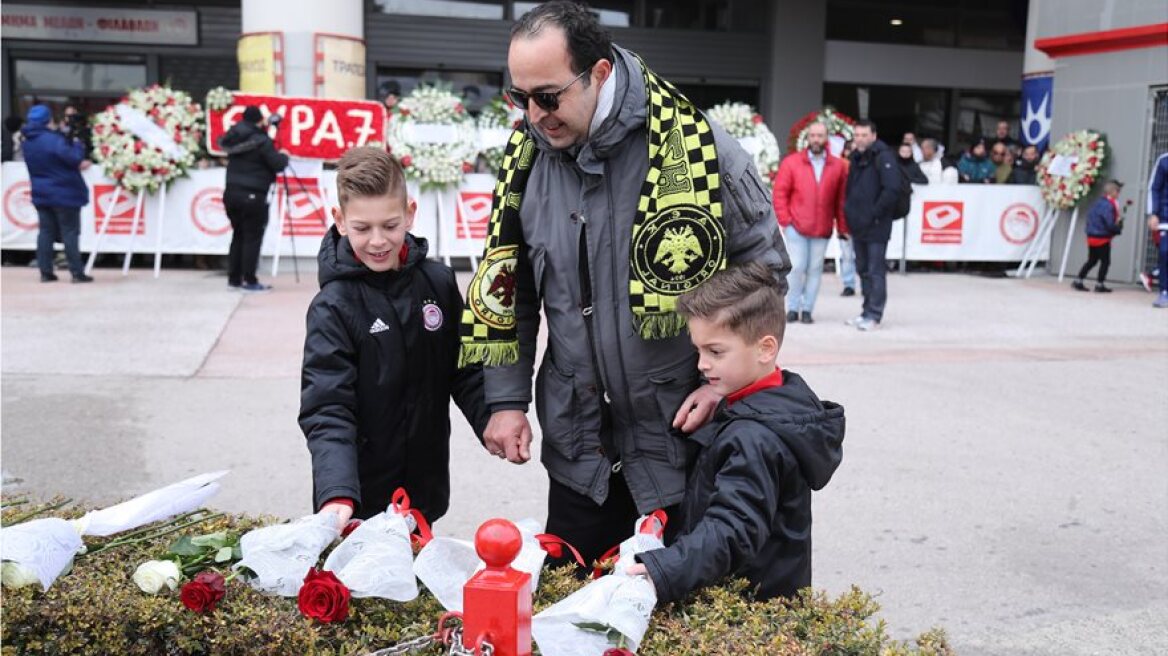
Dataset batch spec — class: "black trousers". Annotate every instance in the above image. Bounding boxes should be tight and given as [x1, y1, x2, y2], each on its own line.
[544, 472, 680, 575]
[223, 186, 269, 286]
[1078, 243, 1111, 283]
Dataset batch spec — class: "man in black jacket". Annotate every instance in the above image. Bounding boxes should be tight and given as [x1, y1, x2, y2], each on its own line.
[1008, 145, 1040, 185]
[218, 106, 288, 291]
[843, 120, 900, 331]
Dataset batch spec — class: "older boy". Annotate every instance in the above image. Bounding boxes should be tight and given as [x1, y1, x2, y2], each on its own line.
[626, 263, 845, 601]
[300, 147, 488, 526]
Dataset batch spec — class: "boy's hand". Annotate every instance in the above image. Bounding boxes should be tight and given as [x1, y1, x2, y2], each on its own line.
[484, 410, 532, 464]
[624, 563, 653, 585]
[319, 502, 353, 530]
[673, 384, 722, 433]
[1150, 214, 1161, 232]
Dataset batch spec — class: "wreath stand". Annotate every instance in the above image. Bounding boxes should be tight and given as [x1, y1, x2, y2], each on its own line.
[84, 185, 147, 277]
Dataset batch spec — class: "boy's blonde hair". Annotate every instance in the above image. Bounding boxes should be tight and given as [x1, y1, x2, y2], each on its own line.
[335, 147, 407, 208]
[676, 263, 786, 346]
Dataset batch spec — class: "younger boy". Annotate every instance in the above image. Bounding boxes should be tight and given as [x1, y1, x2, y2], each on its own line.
[626, 262, 845, 601]
[1073, 179, 1124, 293]
[300, 147, 488, 526]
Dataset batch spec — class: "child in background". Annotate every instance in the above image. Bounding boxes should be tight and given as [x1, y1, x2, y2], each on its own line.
[1073, 179, 1125, 293]
[625, 263, 845, 601]
[300, 147, 488, 526]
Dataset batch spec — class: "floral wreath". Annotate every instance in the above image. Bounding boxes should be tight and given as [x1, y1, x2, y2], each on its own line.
[1037, 130, 1108, 210]
[475, 96, 525, 172]
[787, 107, 855, 154]
[205, 87, 234, 112]
[385, 85, 478, 190]
[705, 101, 781, 183]
[91, 85, 204, 194]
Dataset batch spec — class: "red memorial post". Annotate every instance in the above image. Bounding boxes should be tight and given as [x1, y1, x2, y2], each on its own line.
[462, 518, 533, 656]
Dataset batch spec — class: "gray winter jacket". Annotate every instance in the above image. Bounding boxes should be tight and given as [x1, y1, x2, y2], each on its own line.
[484, 45, 790, 513]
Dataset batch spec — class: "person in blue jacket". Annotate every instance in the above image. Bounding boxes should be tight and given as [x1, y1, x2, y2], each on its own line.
[21, 104, 93, 283]
[1073, 180, 1124, 293]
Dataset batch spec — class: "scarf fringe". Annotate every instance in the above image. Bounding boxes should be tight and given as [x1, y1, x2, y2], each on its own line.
[458, 341, 519, 368]
[633, 312, 689, 340]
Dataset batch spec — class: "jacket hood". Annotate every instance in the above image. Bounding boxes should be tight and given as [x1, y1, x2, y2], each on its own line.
[524, 44, 647, 170]
[219, 120, 267, 154]
[316, 225, 430, 288]
[716, 371, 845, 490]
[20, 124, 54, 140]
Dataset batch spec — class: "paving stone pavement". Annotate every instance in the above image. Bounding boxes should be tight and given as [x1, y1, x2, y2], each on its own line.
[2, 261, 1165, 654]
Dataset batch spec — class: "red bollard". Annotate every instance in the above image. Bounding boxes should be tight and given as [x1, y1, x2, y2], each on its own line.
[462, 518, 532, 656]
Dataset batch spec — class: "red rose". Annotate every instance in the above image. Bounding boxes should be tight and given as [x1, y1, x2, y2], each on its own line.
[603, 649, 634, 656]
[297, 568, 350, 623]
[180, 571, 226, 613]
[400, 108, 411, 118]
[462, 162, 473, 173]
[400, 155, 413, 168]
[455, 103, 465, 114]
[752, 114, 763, 124]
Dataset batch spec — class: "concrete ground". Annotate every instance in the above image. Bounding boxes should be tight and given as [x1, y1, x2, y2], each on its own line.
[2, 260, 1166, 655]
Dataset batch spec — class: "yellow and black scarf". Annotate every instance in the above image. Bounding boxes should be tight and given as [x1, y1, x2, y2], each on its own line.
[459, 59, 725, 367]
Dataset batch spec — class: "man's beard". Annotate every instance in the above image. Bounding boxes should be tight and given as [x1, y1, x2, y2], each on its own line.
[808, 143, 825, 155]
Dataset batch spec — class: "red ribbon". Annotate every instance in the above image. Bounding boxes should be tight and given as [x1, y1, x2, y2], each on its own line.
[535, 533, 586, 567]
[390, 487, 434, 547]
[591, 509, 669, 579]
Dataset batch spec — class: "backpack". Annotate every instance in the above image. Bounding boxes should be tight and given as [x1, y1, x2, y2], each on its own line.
[893, 163, 913, 219]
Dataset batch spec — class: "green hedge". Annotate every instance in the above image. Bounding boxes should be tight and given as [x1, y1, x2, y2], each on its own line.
[1, 503, 952, 655]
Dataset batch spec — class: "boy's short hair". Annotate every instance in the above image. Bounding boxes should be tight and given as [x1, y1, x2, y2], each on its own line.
[676, 263, 786, 346]
[1104, 179, 1124, 193]
[335, 147, 407, 208]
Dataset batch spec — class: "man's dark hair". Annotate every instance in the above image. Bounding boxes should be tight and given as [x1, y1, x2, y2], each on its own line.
[4, 116, 22, 133]
[854, 119, 877, 133]
[511, 1, 613, 77]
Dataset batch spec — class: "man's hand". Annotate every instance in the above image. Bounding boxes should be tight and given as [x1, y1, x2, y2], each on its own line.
[484, 410, 533, 463]
[1150, 214, 1161, 232]
[318, 501, 353, 530]
[672, 384, 722, 433]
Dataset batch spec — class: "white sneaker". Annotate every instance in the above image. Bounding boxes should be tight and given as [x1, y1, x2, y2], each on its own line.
[856, 318, 880, 331]
[844, 315, 865, 327]
[1139, 272, 1154, 293]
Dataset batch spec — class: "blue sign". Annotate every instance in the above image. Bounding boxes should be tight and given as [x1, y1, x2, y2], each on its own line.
[1021, 74, 1053, 150]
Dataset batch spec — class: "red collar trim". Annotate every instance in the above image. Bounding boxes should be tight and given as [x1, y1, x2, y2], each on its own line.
[726, 368, 784, 407]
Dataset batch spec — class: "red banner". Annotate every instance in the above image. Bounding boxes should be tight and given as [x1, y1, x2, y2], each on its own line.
[206, 93, 386, 161]
[276, 175, 330, 237]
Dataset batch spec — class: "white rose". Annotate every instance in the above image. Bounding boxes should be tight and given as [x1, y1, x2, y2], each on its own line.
[132, 560, 180, 595]
[1, 561, 41, 589]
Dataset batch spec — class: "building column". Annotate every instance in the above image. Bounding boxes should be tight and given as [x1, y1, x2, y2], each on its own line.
[766, 0, 827, 152]
[240, 0, 364, 97]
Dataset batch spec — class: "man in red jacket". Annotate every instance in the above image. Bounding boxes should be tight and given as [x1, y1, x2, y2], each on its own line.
[773, 122, 848, 324]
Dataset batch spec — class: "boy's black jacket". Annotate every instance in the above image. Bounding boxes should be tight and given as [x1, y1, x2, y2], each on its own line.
[300, 227, 489, 522]
[637, 371, 845, 601]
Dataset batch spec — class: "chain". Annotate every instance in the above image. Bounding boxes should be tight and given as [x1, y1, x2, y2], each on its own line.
[362, 633, 435, 656]
[360, 616, 493, 656]
[445, 628, 494, 656]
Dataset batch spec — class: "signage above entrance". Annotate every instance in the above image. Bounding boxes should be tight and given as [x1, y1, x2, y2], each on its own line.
[1, 4, 198, 46]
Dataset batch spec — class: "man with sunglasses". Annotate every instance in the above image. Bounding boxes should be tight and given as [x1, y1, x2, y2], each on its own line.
[461, 1, 789, 570]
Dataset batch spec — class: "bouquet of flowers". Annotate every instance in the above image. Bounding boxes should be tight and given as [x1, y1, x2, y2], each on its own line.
[705, 101, 781, 183]
[386, 84, 478, 190]
[788, 106, 856, 154]
[204, 86, 235, 112]
[475, 96, 525, 173]
[91, 85, 205, 194]
[1037, 129, 1108, 210]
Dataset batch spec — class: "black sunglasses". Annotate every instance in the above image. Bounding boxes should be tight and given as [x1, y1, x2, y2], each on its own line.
[505, 67, 592, 113]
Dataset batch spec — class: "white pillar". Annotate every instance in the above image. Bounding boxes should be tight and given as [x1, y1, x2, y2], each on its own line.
[1020, 0, 1054, 149]
[240, 0, 364, 98]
